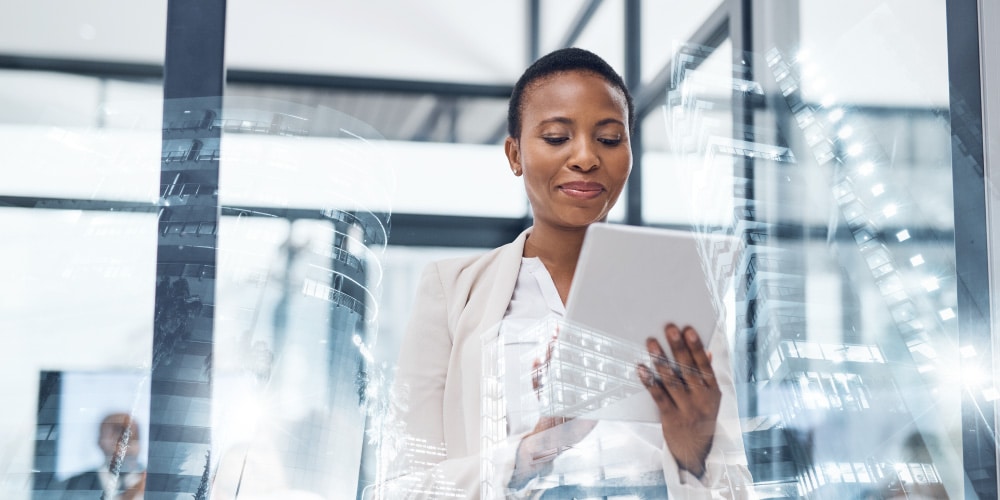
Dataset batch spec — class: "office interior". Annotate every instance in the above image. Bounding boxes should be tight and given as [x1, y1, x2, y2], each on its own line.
[2, 0, 999, 498]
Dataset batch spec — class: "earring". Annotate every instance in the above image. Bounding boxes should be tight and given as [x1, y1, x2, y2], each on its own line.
[513, 168, 522, 176]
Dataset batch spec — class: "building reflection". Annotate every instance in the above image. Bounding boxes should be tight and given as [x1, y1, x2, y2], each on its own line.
[666, 42, 957, 498]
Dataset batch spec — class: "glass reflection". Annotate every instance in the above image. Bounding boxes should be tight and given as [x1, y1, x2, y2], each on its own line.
[662, 20, 961, 495]
[206, 101, 390, 499]
[3, 0, 994, 497]
[32, 371, 151, 499]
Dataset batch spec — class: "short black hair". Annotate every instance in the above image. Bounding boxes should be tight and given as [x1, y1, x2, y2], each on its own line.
[507, 47, 635, 139]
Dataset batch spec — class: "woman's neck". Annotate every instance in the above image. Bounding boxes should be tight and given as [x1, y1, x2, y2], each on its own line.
[523, 224, 588, 304]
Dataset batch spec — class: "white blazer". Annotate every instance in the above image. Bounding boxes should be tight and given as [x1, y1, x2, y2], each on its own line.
[389, 228, 752, 499]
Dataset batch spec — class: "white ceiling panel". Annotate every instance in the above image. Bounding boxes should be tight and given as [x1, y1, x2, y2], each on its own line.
[225, 0, 528, 84]
[0, 0, 167, 63]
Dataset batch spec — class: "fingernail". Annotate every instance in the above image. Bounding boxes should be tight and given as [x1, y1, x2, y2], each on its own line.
[668, 327, 680, 342]
[686, 329, 698, 342]
[637, 365, 651, 385]
[646, 337, 662, 353]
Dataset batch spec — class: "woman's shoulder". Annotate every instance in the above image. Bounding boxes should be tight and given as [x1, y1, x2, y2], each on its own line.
[433, 238, 520, 277]
[426, 228, 529, 286]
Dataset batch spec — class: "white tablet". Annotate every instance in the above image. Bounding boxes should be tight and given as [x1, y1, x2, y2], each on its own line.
[554, 223, 733, 422]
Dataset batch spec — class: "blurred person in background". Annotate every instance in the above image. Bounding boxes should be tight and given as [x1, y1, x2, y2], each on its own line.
[58, 412, 145, 500]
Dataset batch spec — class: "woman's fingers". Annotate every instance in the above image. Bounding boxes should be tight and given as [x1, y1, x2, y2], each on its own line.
[643, 325, 720, 409]
[638, 364, 676, 411]
[531, 334, 558, 394]
[663, 324, 718, 390]
[645, 336, 677, 387]
[531, 358, 543, 392]
[667, 324, 696, 372]
[684, 327, 717, 389]
[639, 323, 723, 478]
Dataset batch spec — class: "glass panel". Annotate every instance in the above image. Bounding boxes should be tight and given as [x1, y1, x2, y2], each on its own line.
[0, 72, 163, 202]
[203, 97, 490, 499]
[1, 5, 166, 497]
[641, 0, 725, 85]
[644, 39, 734, 226]
[569, 0, 624, 73]
[5, 1, 997, 499]
[656, 1, 972, 498]
[1, 209, 156, 499]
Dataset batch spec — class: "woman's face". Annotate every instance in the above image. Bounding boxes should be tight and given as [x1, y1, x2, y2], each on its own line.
[505, 70, 632, 231]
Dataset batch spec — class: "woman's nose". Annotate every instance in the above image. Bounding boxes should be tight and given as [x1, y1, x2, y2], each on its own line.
[569, 138, 599, 171]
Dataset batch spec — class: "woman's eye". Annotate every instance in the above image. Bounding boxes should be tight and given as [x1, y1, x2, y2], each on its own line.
[599, 137, 622, 146]
[542, 137, 569, 145]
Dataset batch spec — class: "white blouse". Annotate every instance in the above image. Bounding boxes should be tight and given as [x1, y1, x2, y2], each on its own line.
[498, 258, 679, 493]
[500, 257, 564, 435]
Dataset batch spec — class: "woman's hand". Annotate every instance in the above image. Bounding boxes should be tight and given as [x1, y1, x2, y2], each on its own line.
[512, 415, 597, 487]
[637, 324, 721, 478]
[510, 343, 597, 488]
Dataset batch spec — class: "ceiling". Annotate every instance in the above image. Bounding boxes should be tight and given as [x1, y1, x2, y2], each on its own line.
[0, 0, 951, 149]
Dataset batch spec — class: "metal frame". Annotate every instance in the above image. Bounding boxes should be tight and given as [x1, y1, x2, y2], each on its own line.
[558, 0, 604, 50]
[980, 0, 1000, 491]
[0, 54, 514, 98]
[730, 0, 754, 209]
[151, 1, 226, 498]
[624, 0, 642, 225]
[633, 2, 729, 119]
[528, 0, 541, 63]
[228, 69, 512, 97]
[0, 53, 162, 80]
[947, 0, 998, 497]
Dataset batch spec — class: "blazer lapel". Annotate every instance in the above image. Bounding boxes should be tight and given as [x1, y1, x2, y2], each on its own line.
[476, 227, 530, 338]
[461, 228, 530, 453]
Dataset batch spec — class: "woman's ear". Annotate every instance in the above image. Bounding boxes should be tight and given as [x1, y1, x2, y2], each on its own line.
[505, 136, 523, 176]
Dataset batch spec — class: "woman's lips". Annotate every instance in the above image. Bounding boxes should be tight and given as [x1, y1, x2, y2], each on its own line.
[558, 181, 605, 199]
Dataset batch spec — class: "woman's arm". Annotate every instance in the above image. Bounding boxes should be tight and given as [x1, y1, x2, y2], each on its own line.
[382, 263, 483, 498]
[387, 261, 572, 498]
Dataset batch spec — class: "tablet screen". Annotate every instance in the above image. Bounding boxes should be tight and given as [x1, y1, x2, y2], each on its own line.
[549, 223, 734, 422]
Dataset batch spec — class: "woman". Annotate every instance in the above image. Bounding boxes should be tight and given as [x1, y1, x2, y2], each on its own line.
[388, 47, 750, 499]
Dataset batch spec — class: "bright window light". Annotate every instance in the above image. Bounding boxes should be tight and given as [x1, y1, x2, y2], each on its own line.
[910, 254, 925, 266]
[838, 126, 854, 139]
[896, 229, 910, 241]
[922, 277, 939, 292]
[983, 388, 999, 402]
[821, 94, 836, 107]
[938, 308, 956, 320]
[828, 108, 844, 122]
[963, 366, 986, 387]
[960, 345, 977, 358]
[848, 144, 864, 156]
[871, 184, 885, 196]
[882, 204, 898, 217]
[859, 161, 875, 175]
